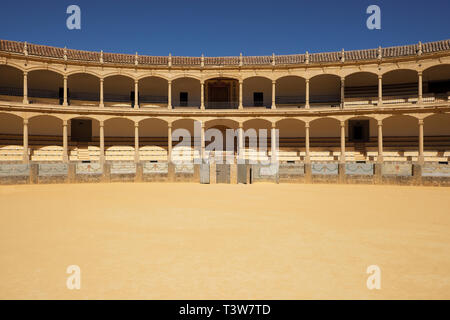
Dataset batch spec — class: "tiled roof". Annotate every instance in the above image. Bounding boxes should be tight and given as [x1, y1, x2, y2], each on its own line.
[0, 39, 449, 67]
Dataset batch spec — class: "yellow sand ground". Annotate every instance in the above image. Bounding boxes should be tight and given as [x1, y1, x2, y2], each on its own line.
[0, 183, 449, 299]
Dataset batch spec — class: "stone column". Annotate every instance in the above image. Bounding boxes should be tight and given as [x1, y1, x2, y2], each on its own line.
[237, 123, 244, 163]
[340, 77, 345, 109]
[238, 80, 243, 110]
[168, 123, 172, 162]
[99, 78, 104, 107]
[63, 120, 68, 163]
[377, 120, 383, 163]
[305, 122, 310, 163]
[23, 71, 28, 104]
[167, 80, 172, 110]
[134, 122, 140, 163]
[340, 120, 346, 163]
[271, 123, 277, 163]
[134, 80, 139, 109]
[200, 81, 205, 110]
[378, 75, 383, 106]
[418, 119, 424, 164]
[99, 121, 105, 164]
[201, 122, 205, 161]
[63, 75, 68, 106]
[23, 119, 29, 163]
[418, 71, 423, 105]
[271, 80, 276, 109]
[305, 79, 310, 109]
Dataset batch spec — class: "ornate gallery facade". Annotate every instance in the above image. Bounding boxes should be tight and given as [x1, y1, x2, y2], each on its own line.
[0, 39, 449, 184]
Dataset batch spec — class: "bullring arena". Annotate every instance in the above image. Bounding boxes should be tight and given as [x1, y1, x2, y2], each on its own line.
[1, 39, 450, 299]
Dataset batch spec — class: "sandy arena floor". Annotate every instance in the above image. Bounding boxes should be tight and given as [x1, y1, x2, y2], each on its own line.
[0, 182, 449, 299]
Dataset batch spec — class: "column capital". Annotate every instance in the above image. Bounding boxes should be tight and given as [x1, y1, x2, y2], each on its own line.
[63, 120, 68, 126]
[340, 120, 346, 127]
[63, 75, 68, 80]
[418, 119, 424, 125]
[305, 122, 310, 128]
[271, 122, 276, 129]
[272, 79, 276, 85]
[168, 122, 172, 128]
[134, 79, 139, 84]
[378, 74, 382, 80]
[23, 70, 28, 76]
[99, 120, 104, 127]
[239, 79, 243, 84]
[341, 76, 345, 82]
[418, 70, 423, 76]
[135, 122, 139, 128]
[100, 77, 104, 83]
[23, 119, 29, 125]
[168, 80, 172, 84]
[377, 119, 383, 126]
[238, 122, 243, 129]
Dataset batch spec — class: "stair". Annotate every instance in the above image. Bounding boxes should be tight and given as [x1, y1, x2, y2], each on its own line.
[354, 143, 367, 161]
[76, 143, 90, 161]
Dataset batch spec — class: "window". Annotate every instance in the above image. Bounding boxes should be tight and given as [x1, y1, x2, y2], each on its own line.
[180, 92, 188, 106]
[253, 92, 264, 107]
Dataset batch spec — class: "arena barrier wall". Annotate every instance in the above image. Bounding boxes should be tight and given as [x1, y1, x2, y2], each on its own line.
[0, 161, 449, 186]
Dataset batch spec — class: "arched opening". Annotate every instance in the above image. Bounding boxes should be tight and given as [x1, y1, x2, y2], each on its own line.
[28, 70, 63, 105]
[139, 118, 168, 161]
[205, 119, 239, 159]
[346, 116, 378, 161]
[205, 77, 238, 109]
[0, 113, 23, 162]
[275, 76, 306, 108]
[243, 119, 272, 161]
[276, 119, 305, 162]
[28, 115, 63, 161]
[424, 113, 450, 157]
[104, 75, 134, 108]
[310, 118, 340, 161]
[139, 76, 168, 108]
[67, 73, 100, 106]
[423, 64, 450, 103]
[383, 115, 418, 161]
[68, 117, 100, 162]
[0, 65, 23, 103]
[243, 77, 271, 108]
[309, 74, 340, 108]
[172, 78, 200, 108]
[382, 69, 418, 104]
[344, 72, 378, 106]
[104, 118, 135, 161]
[172, 119, 198, 161]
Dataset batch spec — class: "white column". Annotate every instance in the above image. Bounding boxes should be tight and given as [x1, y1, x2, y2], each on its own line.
[340, 77, 345, 109]
[271, 80, 276, 109]
[23, 119, 29, 163]
[134, 80, 139, 109]
[168, 123, 172, 162]
[305, 79, 310, 109]
[419, 119, 424, 164]
[200, 81, 205, 110]
[340, 121, 346, 163]
[238, 80, 243, 109]
[99, 121, 105, 164]
[63, 120, 68, 163]
[377, 120, 383, 163]
[23, 71, 28, 104]
[305, 123, 310, 163]
[418, 71, 423, 105]
[271, 123, 277, 163]
[378, 75, 383, 106]
[238, 123, 244, 161]
[167, 80, 172, 110]
[63, 75, 68, 106]
[99, 78, 104, 107]
[134, 122, 140, 163]
[201, 122, 205, 160]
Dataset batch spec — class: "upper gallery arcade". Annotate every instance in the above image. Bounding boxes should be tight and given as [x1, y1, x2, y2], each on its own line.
[1, 39, 450, 110]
